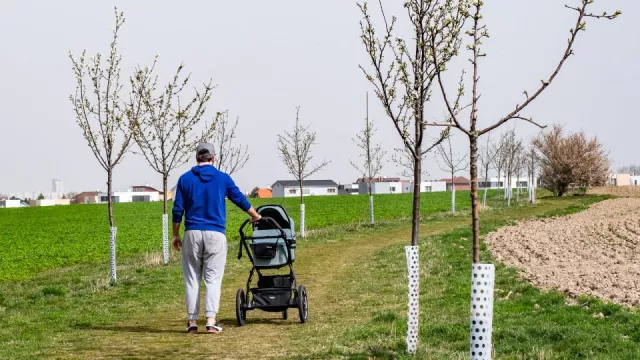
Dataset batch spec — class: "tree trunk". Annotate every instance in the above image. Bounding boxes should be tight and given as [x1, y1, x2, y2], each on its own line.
[470, 137, 480, 263]
[411, 152, 422, 246]
[107, 170, 114, 227]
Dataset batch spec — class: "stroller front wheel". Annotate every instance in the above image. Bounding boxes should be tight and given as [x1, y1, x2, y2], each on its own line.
[282, 310, 288, 320]
[298, 285, 308, 323]
[236, 288, 246, 326]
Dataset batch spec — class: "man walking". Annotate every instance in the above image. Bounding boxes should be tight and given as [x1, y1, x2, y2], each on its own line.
[172, 142, 261, 334]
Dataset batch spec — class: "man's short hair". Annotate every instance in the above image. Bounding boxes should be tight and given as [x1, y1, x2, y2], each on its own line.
[196, 142, 215, 163]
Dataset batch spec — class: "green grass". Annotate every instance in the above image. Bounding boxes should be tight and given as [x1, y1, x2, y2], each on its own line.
[301, 194, 640, 359]
[0, 191, 472, 282]
[2, 193, 638, 359]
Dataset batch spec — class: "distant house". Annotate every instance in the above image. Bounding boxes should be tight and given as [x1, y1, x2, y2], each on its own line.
[255, 188, 272, 198]
[271, 180, 338, 198]
[358, 181, 403, 195]
[478, 177, 534, 189]
[441, 176, 471, 191]
[338, 183, 359, 195]
[355, 177, 401, 183]
[73, 191, 100, 204]
[0, 199, 23, 208]
[402, 181, 447, 193]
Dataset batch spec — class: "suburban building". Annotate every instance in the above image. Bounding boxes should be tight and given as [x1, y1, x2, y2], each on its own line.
[610, 173, 640, 186]
[402, 181, 447, 193]
[271, 180, 338, 198]
[255, 188, 272, 198]
[72, 186, 161, 204]
[73, 191, 100, 204]
[478, 177, 535, 189]
[441, 176, 471, 191]
[28, 199, 71, 207]
[358, 181, 403, 195]
[0, 199, 23, 208]
[338, 183, 359, 195]
[355, 176, 401, 183]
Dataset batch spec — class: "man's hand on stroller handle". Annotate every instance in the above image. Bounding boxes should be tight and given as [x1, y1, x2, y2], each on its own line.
[246, 207, 262, 223]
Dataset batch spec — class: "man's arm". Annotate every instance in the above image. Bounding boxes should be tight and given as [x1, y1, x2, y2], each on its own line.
[171, 178, 184, 250]
[226, 175, 261, 222]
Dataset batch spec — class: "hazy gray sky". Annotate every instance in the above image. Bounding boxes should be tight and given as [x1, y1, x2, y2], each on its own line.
[0, 0, 637, 195]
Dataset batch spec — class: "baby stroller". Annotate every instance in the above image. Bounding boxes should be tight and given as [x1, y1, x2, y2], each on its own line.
[235, 204, 308, 325]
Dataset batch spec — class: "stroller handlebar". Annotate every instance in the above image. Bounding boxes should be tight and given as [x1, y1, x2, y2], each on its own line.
[237, 216, 288, 260]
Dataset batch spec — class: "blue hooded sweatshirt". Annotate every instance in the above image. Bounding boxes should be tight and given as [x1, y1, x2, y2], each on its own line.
[172, 165, 251, 234]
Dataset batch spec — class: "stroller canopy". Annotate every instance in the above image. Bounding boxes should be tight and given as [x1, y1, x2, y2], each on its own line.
[255, 205, 294, 235]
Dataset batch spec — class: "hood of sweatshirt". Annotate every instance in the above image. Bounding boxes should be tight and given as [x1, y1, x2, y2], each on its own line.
[191, 165, 217, 182]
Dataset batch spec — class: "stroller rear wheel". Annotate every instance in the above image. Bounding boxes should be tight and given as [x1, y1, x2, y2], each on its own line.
[236, 289, 246, 326]
[298, 285, 308, 323]
[282, 310, 288, 320]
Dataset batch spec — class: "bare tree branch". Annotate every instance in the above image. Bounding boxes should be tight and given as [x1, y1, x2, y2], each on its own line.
[213, 111, 250, 175]
[277, 106, 330, 204]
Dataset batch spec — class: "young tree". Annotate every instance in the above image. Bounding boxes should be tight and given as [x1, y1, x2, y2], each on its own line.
[69, 7, 147, 282]
[525, 145, 540, 203]
[358, 0, 466, 247]
[478, 132, 504, 207]
[515, 152, 527, 203]
[503, 133, 523, 207]
[276, 106, 330, 238]
[129, 60, 217, 264]
[358, 0, 468, 352]
[435, 133, 468, 213]
[37, 193, 45, 200]
[350, 92, 387, 224]
[494, 132, 511, 199]
[533, 124, 610, 196]
[212, 111, 250, 175]
[425, 0, 620, 263]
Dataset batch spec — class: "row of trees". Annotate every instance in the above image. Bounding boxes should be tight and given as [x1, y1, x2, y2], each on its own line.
[69, 7, 250, 281]
[357, 0, 620, 353]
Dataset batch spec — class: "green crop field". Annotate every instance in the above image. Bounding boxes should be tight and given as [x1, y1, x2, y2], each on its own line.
[0, 191, 474, 282]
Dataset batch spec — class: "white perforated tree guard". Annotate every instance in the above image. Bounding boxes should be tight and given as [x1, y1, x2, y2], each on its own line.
[369, 195, 374, 224]
[300, 203, 305, 238]
[470, 263, 495, 360]
[405, 246, 420, 353]
[451, 185, 456, 213]
[109, 226, 117, 283]
[162, 214, 169, 264]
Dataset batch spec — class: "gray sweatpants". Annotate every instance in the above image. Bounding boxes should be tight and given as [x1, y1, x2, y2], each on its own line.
[181, 230, 228, 320]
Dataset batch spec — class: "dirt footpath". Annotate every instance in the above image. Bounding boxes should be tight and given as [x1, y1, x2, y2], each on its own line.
[485, 198, 640, 307]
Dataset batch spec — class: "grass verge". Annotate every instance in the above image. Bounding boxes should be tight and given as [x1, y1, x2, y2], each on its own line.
[2, 194, 636, 359]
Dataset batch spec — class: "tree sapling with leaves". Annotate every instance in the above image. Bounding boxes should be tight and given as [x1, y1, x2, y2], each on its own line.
[69, 7, 148, 283]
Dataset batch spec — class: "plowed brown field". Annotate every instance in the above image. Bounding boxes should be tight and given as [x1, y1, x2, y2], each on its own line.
[486, 198, 640, 306]
[589, 185, 640, 197]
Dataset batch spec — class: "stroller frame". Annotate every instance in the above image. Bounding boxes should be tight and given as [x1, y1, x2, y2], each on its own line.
[235, 204, 308, 325]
